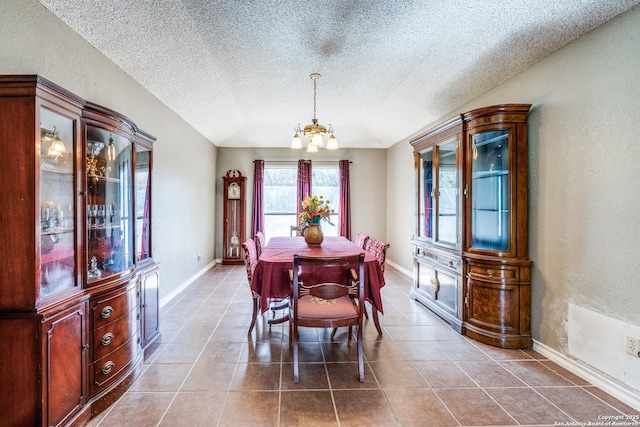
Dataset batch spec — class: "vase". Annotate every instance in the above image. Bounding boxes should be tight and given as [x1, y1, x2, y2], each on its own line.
[304, 223, 324, 246]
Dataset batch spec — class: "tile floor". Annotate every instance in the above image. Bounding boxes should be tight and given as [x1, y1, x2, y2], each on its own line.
[88, 265, 639, 426]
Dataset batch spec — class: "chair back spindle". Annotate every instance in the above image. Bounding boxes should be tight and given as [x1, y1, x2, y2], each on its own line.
[365, 238, 390, 273]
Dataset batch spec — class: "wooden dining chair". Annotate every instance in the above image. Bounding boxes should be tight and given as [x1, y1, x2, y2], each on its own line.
[254, 231, 266, 257]
[241, 239, 261, 334]
[290, 253, 365, 383]
[354, 232, 369, 249]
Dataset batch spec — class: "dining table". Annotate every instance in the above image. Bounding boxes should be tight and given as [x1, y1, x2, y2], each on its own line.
[251, 235, 385, 333]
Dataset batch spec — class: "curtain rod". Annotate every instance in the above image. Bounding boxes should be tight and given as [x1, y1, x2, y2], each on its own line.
[257, 160, 352, 164]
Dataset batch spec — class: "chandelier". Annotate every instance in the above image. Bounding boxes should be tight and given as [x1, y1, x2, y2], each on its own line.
[290, 73, 338, 152]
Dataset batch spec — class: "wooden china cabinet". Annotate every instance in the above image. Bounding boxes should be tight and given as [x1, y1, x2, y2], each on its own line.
[0, 75, 160, 426]
[410, 104, 532, 348]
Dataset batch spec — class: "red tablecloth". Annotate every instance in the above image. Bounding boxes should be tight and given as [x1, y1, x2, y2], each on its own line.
[41, 242, 74, 264]
[251, 236, 385, 314]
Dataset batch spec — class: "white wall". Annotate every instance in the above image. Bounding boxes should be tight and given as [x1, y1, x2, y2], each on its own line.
[215, 147, 387, 258]
[387, 5, 640, 396]
[0, 0, 218, 302]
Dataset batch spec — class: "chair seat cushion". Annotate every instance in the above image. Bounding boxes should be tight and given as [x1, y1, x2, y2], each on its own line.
[298, 295, 357, 319]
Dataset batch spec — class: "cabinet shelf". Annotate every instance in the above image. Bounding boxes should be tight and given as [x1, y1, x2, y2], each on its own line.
[472, 169, 507, 178]
[41, 166, 73, 175]
[88, 174, 122, 184]
[88, 223, 122, 230]
[42, 227, 74, 235]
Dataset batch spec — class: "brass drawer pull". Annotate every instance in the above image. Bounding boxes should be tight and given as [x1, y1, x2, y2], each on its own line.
[101, 306, 114, 319]
[101, 361, 115, 375]
[487, 268, 494, 277]
[101, 332, 114, 346]
[430, 277, 440, 293]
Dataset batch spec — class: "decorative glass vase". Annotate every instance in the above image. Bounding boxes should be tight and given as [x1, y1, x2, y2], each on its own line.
[304, 223, 324, 246]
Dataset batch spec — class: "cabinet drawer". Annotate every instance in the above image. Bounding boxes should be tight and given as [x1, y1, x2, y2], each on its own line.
[92, 284, 139, 329]
[91, 330, 140, 393]
[467, 262, 519, 281]
[415, 247, 462, 274]
[93, 308, 140, 361]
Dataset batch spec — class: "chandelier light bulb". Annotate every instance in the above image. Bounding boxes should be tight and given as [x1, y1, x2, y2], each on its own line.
[326, 133, 338, 150]
[311, 133, 324, 147]
[291, 131, 302, 149]
[107, 134, 116, 161]
[306, 142, 318, 153]
[46, 127, 66, 158]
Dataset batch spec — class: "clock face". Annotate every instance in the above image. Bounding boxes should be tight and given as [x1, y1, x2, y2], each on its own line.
[228, 183, 240, 199]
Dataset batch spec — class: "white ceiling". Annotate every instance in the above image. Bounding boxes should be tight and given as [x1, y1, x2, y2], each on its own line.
[39, 0, 638, 149]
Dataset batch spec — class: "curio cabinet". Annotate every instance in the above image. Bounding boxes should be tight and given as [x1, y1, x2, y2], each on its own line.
[0, 75, 160, 426]
[411, 104, 532, 348]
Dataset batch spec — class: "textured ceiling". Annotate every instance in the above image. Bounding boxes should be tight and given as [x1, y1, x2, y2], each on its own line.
[39, 0, 638, 149]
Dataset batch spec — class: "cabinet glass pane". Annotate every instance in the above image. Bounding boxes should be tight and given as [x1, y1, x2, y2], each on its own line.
[226, 199, 242, 258]
[435, 270, 457, 314]
[135, 146, 151, 261]
[416, 261, 436, 299]
[86, 127, 133, 282]
[471, 130, 509, 250]
[437, 140, 457, 245]
[419, 149, 433, 239]
[39, 108, 76, 298]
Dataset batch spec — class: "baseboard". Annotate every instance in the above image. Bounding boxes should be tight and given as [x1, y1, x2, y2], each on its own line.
[533, 340, 640, 411]
[159, 260, 217, 308]
[387, 260, 640, 410]
[385, 259, 412, 277]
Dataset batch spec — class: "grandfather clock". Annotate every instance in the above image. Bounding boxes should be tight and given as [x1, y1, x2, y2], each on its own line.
[222, 169, 246, 265]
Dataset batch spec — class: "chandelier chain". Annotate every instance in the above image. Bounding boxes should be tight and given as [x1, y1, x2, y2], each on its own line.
[313, 76, 317, 120]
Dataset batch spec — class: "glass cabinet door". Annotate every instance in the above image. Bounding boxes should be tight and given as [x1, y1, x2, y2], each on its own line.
[39, 107, 76, 298]
[436, 139, 458, 246]
[418, 138, 459, 247]
[470, 129, 509, 251]
[135, 144, 151, 262]
[418, 149, 434, 239]
[86, 126, 134, 282]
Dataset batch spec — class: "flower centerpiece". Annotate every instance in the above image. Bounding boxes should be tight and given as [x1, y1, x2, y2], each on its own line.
[298, 195, 334, 246]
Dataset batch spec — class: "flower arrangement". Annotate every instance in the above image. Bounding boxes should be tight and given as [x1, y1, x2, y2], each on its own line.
[298, 194, 335, 228]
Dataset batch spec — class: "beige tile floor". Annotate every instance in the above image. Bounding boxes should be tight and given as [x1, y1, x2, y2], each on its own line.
[88, 265, 639, 426]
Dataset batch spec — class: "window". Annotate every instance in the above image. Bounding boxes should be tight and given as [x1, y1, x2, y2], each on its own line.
[312, 166, 339, 236]
[264, 167, 297, 239]
[263, 164, 339, 239]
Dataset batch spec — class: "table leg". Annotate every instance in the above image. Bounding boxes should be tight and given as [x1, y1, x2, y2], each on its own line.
[371, 305, 383, 335]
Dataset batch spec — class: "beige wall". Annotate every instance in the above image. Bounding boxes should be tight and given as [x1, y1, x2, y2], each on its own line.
[215, 147, 387, 258]
[1, 0, 218, 302]
[6, 0, 640, 398]
[387, 5, 640, 392]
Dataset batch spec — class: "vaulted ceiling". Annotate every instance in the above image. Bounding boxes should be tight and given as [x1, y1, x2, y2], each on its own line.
[39, 0, 639, 149]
